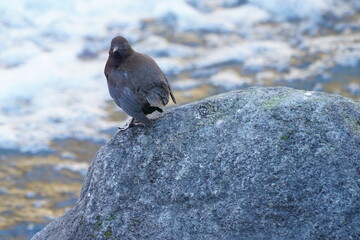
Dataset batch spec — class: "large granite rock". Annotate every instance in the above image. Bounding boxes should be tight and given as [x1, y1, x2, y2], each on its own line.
[32, 87, 360, 240]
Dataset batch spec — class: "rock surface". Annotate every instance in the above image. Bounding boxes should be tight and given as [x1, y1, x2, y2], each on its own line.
[32, 87, 360, 240]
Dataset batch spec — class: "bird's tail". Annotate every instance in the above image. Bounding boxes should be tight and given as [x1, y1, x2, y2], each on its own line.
[170, 90, 176, 104]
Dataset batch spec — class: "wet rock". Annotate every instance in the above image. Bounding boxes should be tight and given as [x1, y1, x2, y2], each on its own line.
[346, 82, 360, 97]
[134, 36, 195, 58]
[60, 151, 76, 160]
[312, 83, 324, 92]
[248, 0, 354, 21]
[194, 41, 296, 72]
[222, 0, 248, 8]
[77, 39, 108, 60]
[25, 192, 36, 199]
[209, 69, 251, 90]
[172, 78, 202, 91]
[55, 162, 89, 177]
[32, 200, 46, 208]
[32, 87, 360, 240]
[0, 188, 8, 195]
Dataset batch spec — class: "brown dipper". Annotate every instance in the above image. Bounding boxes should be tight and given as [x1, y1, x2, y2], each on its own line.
[104, 36, 176, 127]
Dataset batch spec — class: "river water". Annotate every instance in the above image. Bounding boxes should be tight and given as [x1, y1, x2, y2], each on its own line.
[0, 0, 359, 239]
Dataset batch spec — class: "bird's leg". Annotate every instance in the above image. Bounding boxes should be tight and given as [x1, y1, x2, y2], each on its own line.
[118, 118, 146, 131]
[117, 125, 128, 131]
[128, 118, 136, 127]
[130, 118, 148, 127]
[118, 118, 134, 131]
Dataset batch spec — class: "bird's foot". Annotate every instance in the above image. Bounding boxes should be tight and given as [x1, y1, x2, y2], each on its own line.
[118, 118, 146, 131]
[118, 125, 128, 131]
[129, 119, 147, 128]
[117, 118, 132, 131]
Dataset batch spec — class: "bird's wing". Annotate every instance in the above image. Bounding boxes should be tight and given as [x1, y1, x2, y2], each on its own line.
[132, 54, 176, 105]
[107, 73, 151, 125]
[146, 87, 168, 109]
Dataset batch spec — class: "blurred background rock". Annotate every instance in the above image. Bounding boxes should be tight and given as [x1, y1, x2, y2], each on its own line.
[0, 0, 359, 239]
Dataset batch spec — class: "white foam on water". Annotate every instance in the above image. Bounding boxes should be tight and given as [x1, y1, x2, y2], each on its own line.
[194, 40, 297, 72]
[249, 0, 330, 20]
[0, 42, 111, 152]
[0, 0, 359, 153]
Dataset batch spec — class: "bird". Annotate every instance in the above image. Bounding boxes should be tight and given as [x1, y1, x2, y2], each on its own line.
[104, 36, 176, 128]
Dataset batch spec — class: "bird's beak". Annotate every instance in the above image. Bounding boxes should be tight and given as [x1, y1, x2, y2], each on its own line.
[113, 46, 119, 53]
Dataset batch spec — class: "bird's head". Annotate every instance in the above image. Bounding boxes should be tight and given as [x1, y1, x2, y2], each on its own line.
[109, 36, 133, 58]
